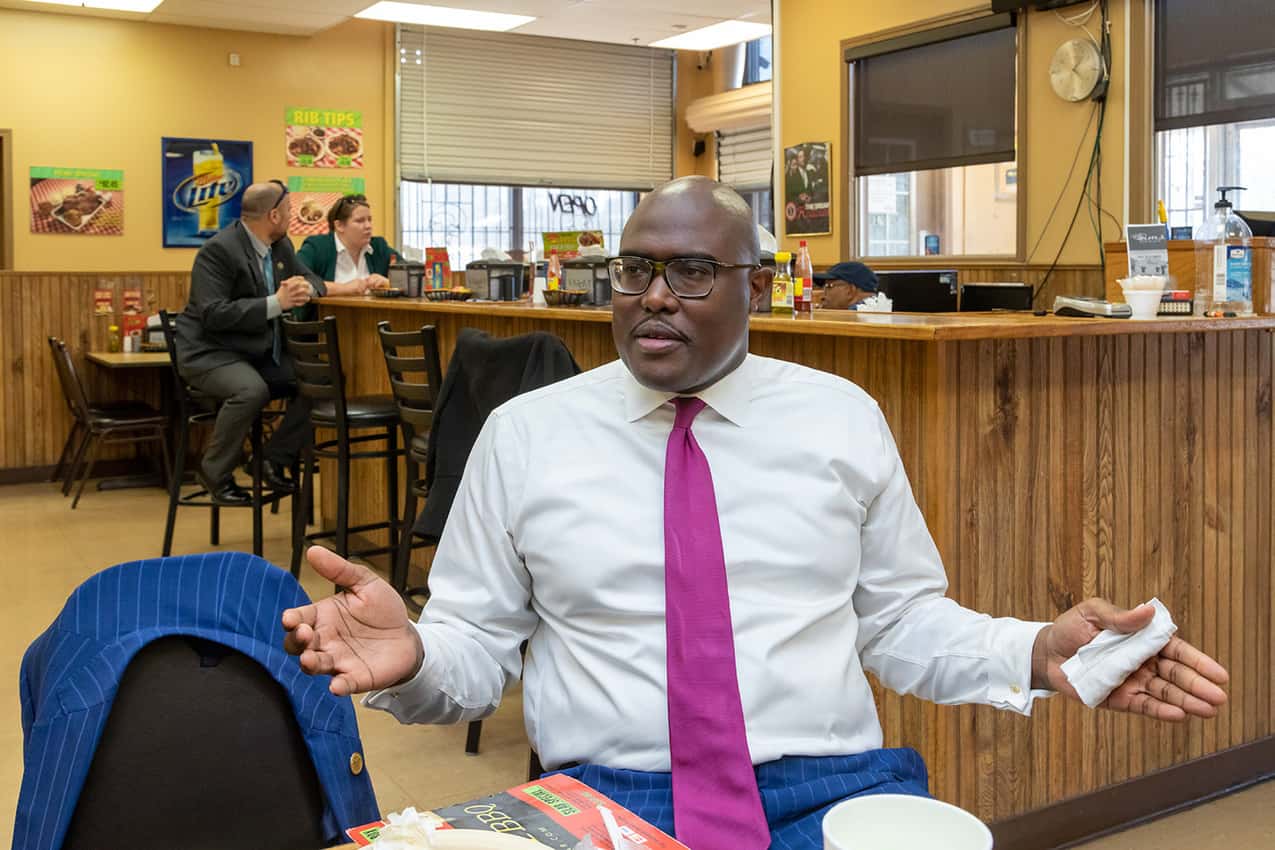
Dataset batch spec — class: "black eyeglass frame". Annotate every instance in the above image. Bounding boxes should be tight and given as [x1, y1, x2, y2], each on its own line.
[607, 256, 760, 300]
[268, 179, 289, 210]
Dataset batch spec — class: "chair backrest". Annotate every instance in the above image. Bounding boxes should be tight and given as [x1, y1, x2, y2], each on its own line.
[283, 315, 350, 428]
[61, 635, 328, 850]
[156, 310, 200, 415]
[47, 337, 92, 423]
[377, 321, 442, 442]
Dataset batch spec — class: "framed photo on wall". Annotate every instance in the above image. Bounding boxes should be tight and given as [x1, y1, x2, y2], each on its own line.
[783, 141, 832, 236]
[161, 138, 252, 248]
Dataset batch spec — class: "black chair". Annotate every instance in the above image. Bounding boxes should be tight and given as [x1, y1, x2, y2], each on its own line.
[284, 316, 404, 576]
[157, 310, 290, 557]
[376, 320, 442, 608]
[61, 636, 329, 850]
[47, 337, 171, 509]
[375, 322, 494, 752]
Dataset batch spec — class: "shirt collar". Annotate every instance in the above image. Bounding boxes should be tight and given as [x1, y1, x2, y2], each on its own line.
[336, 236, 373, 259]
[621, 354, 755, 428]
[243, 223, 271, 260]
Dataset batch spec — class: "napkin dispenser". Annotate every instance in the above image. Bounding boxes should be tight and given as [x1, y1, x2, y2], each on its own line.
[387, 262, 427, 297]
[562, 255, 612, 306]
[465, 261, 527, 301]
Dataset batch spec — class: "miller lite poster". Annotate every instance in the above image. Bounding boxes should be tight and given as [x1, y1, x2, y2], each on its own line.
[783, 141, 831, 237]
[161, 137, 253, 248]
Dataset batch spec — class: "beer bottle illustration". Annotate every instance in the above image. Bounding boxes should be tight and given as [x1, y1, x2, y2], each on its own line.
[192, 143, 225, 235]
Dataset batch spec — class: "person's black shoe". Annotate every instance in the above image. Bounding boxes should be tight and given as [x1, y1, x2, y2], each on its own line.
[244, 458, 297, 494]
[196, 470, 252, 506]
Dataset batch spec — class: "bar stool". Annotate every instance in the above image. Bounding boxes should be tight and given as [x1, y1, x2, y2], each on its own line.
[157, 311, 290, 557]
[284, 316, 404, 577]
[47, 337, 171, 509]
[375, 320, 442, 608]
[376, 320, 488, 755]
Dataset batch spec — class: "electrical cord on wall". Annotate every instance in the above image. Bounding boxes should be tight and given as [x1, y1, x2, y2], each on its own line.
[1031, 0, 1113, 306]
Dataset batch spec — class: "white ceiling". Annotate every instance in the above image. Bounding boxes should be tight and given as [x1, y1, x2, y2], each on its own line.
[0, 0, 771, 43]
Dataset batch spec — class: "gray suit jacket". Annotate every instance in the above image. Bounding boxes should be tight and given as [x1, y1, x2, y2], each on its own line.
[175, 221, 325, 376]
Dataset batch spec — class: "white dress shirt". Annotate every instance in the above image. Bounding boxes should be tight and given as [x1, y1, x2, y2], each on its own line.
[334, 236, 372, 284]
[366, 354, 1051, 772]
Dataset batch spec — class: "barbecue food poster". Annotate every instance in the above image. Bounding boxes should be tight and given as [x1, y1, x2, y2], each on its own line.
[30, 167, 124, 236]
[161, 138, 252, 248]
[287, 175, 366, 236]
[286, 107, 364, 169]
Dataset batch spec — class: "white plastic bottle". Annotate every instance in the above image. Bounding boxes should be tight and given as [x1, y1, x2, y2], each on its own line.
[1194, 186, 1253, 315]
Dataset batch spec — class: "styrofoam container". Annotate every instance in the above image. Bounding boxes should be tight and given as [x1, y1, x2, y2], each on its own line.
[823, 794, 992, 850]
[1122, 289, 1164, 320]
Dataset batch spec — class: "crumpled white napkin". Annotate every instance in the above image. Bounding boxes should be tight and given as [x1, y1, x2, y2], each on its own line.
[1061, 597, 1177, 708]
[371, 807, 437, 849]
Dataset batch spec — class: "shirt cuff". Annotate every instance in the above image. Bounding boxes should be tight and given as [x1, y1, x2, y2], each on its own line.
[266, 294, 282, 319]
[988, 618, 1054, 716]
[361, 622, 449, 721]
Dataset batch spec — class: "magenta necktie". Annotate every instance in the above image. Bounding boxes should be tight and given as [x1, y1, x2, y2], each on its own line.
[664, 397, 770, 850]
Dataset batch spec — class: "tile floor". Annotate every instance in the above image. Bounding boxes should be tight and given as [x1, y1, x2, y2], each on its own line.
[1, 480, 1271, 848]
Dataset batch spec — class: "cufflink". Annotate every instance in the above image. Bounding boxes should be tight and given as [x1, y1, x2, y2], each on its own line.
[349, 752, 365, 775]
[1010, 685, 1022, 695]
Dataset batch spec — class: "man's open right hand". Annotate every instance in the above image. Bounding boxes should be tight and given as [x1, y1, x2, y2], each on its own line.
[282, 547, 425, 696]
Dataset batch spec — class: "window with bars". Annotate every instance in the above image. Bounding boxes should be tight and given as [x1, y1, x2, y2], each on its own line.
[1156, 119, 1275, 231]
[399, 181, 639, 268]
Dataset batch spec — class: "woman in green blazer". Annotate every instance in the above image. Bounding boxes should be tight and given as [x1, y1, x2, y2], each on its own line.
[296, 194, 402, 294]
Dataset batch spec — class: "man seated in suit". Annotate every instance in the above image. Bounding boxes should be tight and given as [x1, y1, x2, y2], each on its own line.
[174, 180, 321, 505]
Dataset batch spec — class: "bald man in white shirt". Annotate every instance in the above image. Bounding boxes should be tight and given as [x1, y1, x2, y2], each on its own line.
[283, 176, 1228, 850]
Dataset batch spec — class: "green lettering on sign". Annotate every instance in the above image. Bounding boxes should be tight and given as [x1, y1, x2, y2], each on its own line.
[522, 785, 581, 818]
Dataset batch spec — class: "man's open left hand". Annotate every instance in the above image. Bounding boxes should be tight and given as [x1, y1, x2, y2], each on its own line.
[1032, 598, 1229, 721]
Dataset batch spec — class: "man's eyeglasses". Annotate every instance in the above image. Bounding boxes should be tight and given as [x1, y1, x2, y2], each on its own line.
[268, 179, 289, 210]
[607, 256, 758, 299]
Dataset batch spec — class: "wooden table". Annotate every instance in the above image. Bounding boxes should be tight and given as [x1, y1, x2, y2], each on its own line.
[85, 350, 173, 369]
[314, 296, 1275, 848]
[85, 349, 174, 490]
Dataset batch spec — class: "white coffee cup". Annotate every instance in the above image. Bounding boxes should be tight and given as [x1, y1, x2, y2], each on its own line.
[822, 794, 992, 850]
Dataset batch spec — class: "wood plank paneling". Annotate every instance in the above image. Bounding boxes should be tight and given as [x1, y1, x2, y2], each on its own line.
[84, 280, 1241, 827]
[0, 271, 190, 472]
[304, 297, 1275, 828]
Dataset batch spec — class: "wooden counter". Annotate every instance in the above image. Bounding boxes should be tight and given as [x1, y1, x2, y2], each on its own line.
[320, 295, 1275, 847]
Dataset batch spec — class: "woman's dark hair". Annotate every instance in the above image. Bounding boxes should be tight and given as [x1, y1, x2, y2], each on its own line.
[327, 194, 370, 232]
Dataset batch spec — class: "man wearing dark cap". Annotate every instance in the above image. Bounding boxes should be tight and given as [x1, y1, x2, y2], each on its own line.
[816, 261, 880, 309]
[283, 177, 1228, 850]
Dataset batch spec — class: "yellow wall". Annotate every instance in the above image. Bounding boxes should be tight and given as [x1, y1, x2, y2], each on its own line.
[780, 0, 1126, 265]
[0, 9, 394, 272]
[674, 52, 720, 179]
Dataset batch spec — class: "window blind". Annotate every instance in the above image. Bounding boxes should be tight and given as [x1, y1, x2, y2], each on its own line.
[717, 125, 773, 191]
[397, 25, 674, 190]
[846, 14, 1017, 177]
[1155, 0, 1275, 131]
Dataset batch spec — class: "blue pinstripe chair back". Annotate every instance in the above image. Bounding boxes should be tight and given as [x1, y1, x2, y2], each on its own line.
[16, 552, 379, 850]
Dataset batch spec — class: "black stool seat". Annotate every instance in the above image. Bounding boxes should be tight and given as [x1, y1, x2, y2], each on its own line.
[286, 317, 404, 575]
[89, 407, 166, 428]
[88, 401, 161, 419]
[311, 395, 399, 426]
[157, 311, 292, 557]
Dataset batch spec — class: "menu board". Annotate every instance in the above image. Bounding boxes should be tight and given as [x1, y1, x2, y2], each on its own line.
[287, 175, 366, 236]
[286, 107, 364, 168]
[29, 167, 124, 236]
[542, 230, 604, 261]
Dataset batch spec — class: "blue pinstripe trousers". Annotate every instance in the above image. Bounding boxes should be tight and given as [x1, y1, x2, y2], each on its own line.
[559, 748, 929, 850]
